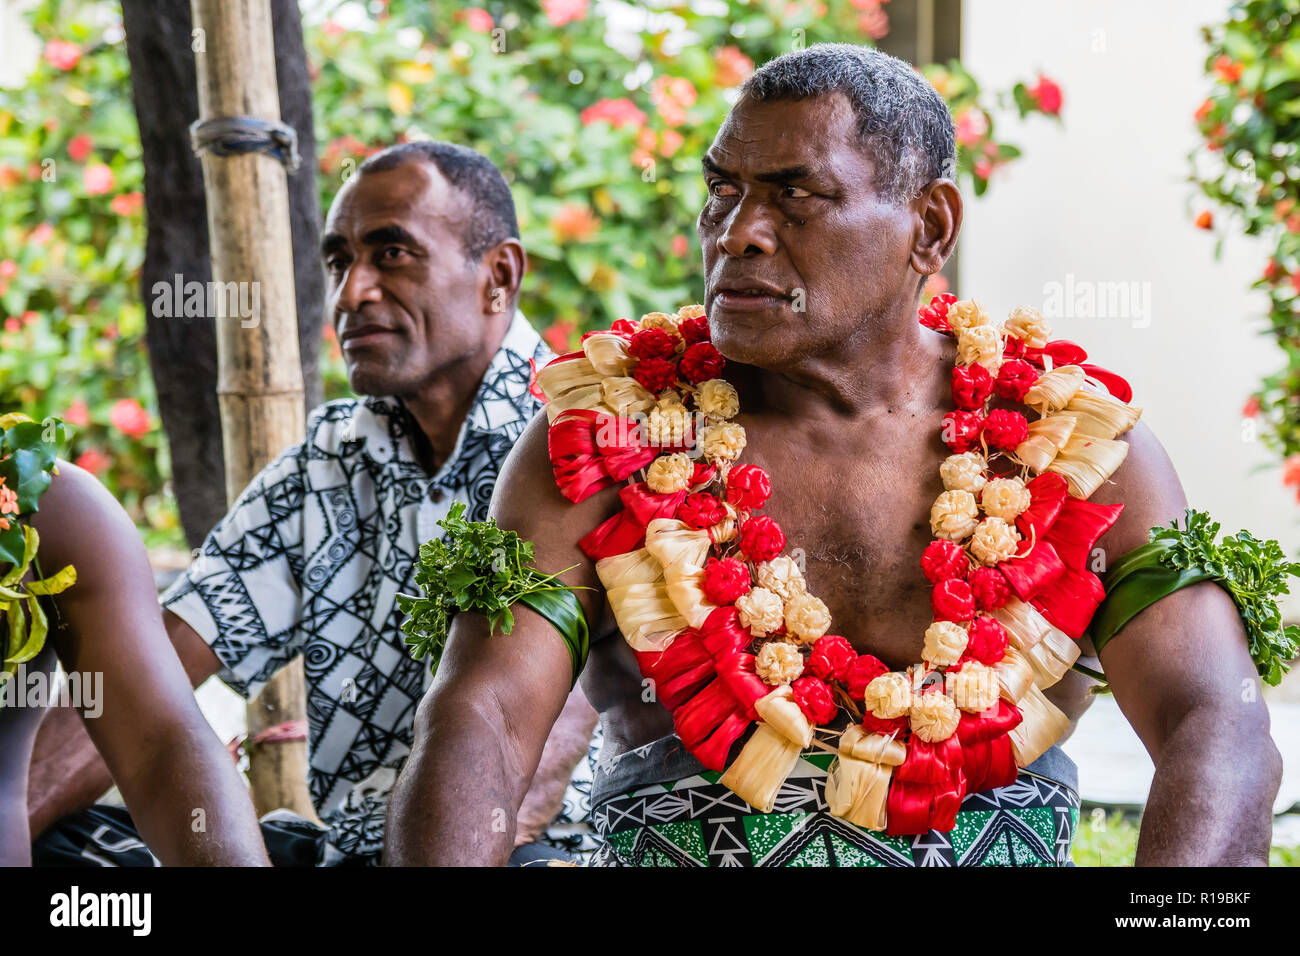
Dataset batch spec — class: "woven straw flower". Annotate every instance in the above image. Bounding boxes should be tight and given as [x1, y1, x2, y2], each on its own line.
[930, 489, 980, 541]
[970, 516, 1021, 565]
[755, 556, 806, 601]
[676, 304, 706, 322]
[947, 299, 991, 333]
[922, 620, 968, 667]
[1004, 305, 1051, 348]
[863, 672, 912, 720]
[646, 394, 690, 446]
[957, 324, 1003, 372]
[756, 640, 804, 685]
[783, 592, 831, 644]
[940, 451, 987, 494]
[698, 422, 747, 461]
[646, 453, 694, 494]
[947, 662, 1000, 712]
[981, 476, 1031, 522]
[736, 586, 785, 637]
[909, 692, 960, 742]
[696, 378, 740, 420]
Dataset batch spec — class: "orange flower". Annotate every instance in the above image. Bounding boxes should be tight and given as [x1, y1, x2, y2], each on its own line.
[84, 163, 114, 196]
[109, 398, 151, 438]
[1284, 454, 1300, 489]
[1212, 56, 1242, 84]
[110, 191, 144, 216]
[550, 203, 600, 243]
[542, 0, 588, 27]
[74, 448, 112, 476]
[579, 97, 646, 130]
[67, 133, 94, 163]
[1195, 210, 1213, 230]
[64, 399, 90, 427]
[43, 39, 81, 71]
[650, 76, 697, 128]
[713, 46, 754, 87]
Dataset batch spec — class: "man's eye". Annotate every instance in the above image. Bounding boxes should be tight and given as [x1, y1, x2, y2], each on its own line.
[782, 185, 813, 199]
[325, 257, 348, 273]
[379, 246, 409, 265]
[707, 180, 736, 198]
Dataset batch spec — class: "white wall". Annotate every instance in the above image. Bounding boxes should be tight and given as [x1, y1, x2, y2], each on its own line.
[960, 0, 1300, 619]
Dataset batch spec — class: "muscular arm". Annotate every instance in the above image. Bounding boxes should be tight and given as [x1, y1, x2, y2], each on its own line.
[385, 413, 620, 865]
[28, 463, 266, 865]
[1091, 422, 1281, 866]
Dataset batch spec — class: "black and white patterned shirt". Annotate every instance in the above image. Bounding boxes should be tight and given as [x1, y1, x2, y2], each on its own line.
[161, 309, 552, 862]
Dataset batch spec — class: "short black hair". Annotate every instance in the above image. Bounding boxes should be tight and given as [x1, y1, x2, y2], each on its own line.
[739, 43, 956, 204]
[357, 141, 520, 263]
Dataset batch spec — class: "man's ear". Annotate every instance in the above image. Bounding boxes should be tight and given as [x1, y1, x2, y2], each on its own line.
[480, 237, 527, 317]
[909, 178, 962, 278]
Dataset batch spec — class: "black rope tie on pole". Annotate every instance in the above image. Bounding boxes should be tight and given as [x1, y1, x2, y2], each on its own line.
[189, 115, 301, 173]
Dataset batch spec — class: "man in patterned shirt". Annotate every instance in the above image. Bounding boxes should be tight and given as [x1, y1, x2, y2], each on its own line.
[29, 141, 598, 865]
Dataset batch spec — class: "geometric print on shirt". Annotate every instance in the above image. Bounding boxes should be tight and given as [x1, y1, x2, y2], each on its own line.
[161, 309, 553, 862]
[588, 751, 1080, 867]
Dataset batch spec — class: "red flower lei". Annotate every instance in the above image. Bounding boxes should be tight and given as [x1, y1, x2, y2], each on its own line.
[537, 297, 1140, 835]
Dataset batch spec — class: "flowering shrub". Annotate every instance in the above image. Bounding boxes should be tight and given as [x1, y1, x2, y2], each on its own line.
[1189, 0, 1300, 491]
[1, 0, 1061, 540]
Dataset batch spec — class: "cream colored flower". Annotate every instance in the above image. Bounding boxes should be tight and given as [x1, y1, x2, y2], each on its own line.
[939, 451, 988, 494]
[783, 592, 831, 644]
[736, 586, 784, 637]
[909, 692, 960, 742]
[957, 324, 1003, 372]
[922, 620, 968, 667]
[695, 378, 740, 420]
[981, 476, 1031, 522]
[646, 395, 691, 446]
[947, 299, 991, 333]
[946, 662, 1000, 712]
[698, 422, 747, 461]
[863, 672, 912, 720]
[675, 303, 706, 322]
[755, 640, 804, 685]
[930, 489, 980, 541]
[601, 376, 656, 416]
[970, 516, 1021, 565]
[755, 556, 806, 601]
[1005, 305, 1051, 348]
[646, 453, 694, 494]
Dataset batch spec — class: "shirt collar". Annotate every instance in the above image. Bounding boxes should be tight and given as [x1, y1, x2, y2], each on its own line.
[352, 308, 546, 472]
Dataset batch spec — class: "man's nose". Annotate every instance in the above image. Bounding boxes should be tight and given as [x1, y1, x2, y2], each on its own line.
[716, 197, 778, 258]
[334, 259, 383, 314]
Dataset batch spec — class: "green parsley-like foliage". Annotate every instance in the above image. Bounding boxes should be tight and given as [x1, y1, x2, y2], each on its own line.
[396, 502, 583, 675]
[1150, 508, 1300, 685]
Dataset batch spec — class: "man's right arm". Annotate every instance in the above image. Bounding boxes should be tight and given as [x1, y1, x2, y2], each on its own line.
[26, 611, 222, 838]
[385, 413, 620, 865]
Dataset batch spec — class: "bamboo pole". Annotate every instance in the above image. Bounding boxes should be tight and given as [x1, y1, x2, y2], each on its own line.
[190, 0, 317, 822]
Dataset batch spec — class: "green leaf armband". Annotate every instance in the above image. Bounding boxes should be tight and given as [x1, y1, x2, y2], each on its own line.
[1087, 508, 1300, 686]
[396, 502, 590, 687]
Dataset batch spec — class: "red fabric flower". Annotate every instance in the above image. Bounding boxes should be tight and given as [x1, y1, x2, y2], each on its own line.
[632, 356, 679, 394]
[920, 539, 968, 584]
[861, 712, 909, 736]
[941, 409, 984, 453]
[611, 318, 639, 337]
[791, 677, 837, 725]
[931, 578, 975, 622]
[982, 409, 1028, 451]
[679, 314, 710, 345]
[962, 615, 1009, 665]
[701, 556, 751, 605]
[845, 653, 889, 699]
[951, 364, 994, 411]
[969, 565, 1011, 610]
[678, 492, 726, 529]
[628, 327, 677, 360]
[679, 342, 725, 384]
[725, 464, 772, 510]
[918, 293, 958, 333]
[995, 358, 1039, 402]
[738, 514, 785, 563]
[806, 635, 856, 682]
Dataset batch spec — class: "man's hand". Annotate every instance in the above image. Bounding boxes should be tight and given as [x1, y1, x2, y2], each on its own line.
[385, 413, 620, 865]
[1091, 422, 1282, 866]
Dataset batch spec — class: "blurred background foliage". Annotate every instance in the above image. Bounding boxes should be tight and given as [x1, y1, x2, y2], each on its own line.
[0, 0, 1060, 545]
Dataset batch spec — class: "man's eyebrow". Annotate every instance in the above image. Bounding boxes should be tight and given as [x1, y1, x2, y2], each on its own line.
[702, 154, 821, 184]
[320, 232, 348, 257]
[361, 224, 421, 248]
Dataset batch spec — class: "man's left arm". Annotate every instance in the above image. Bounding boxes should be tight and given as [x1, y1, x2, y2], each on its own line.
[513, 684, 598, 847]
[1090, 421, 1282, 866]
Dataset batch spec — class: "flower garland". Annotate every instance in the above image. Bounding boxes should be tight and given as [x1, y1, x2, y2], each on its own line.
[0, 413, 76, 697]
[537, 296, 1141, 836]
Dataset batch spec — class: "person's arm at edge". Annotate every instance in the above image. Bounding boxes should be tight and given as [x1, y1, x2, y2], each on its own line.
[30, 462, 267, 865]
[385, 413, 618, 865]
[1091, 421, 1281, 865]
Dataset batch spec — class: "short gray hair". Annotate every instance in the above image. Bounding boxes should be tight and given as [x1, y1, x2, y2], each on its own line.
[739, 43, 955, 204]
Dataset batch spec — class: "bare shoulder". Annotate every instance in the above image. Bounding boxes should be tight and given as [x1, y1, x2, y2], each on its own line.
[27, 460, 145, 578]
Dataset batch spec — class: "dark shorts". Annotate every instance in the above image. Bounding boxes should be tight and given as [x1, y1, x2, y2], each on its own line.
[589, 735, 1081, 867]
[32, 804, 573, 867]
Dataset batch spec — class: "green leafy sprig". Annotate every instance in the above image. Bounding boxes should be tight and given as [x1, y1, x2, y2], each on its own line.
[396, 502, 586, 675]
[1149, 508, 1300, 686]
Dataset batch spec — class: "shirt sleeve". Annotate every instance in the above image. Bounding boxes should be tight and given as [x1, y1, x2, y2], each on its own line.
[160, 443, 308, 700]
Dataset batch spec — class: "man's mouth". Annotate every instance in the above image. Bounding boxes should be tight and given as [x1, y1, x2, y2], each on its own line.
[340, 325, 397, 350]
[713, 287, 792, 311]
